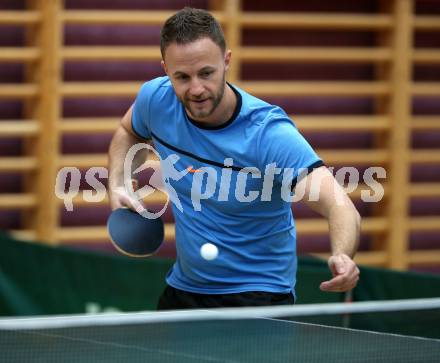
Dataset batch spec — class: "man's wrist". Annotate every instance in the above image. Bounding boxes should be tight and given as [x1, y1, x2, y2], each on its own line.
[331, 251, 355, 259]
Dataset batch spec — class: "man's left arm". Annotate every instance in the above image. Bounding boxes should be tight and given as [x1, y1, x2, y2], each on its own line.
[296, 165, 361, 292]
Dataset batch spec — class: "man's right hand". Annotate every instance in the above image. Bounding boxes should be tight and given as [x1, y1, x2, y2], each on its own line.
[109, 180, 146, 213]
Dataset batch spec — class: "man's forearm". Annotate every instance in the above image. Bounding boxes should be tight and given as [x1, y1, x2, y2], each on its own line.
[108, 126, 147, 191]
[327, 204, 361, 258]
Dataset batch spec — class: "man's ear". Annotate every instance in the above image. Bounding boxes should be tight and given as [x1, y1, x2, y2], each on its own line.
[161, 60, 168, 75]
[224, 49, 232, 71]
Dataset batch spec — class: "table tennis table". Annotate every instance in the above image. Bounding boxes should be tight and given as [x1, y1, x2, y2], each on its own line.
[1, 316, 439, 362]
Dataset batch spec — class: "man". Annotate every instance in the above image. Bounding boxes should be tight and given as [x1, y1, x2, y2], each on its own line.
[108, 7, 360, 309]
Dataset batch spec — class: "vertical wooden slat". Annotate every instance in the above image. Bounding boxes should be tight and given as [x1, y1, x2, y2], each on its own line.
[22, 0, 40, 235]
[208, 0, 224, 11]
[30, 0, 62, 244]
[387, 0, 413, 269]
[370, 0, 393, 253]
[224, 0, 241, 83]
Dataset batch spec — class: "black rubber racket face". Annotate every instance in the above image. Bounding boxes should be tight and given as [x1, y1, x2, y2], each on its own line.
[107, 208, 164, 257]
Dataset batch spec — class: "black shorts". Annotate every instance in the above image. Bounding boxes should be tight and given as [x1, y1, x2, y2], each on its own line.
[157, 285, 295, 310]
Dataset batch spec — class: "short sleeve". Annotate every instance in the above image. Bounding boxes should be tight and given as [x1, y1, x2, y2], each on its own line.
[131, 81, 155, 140]
[258, 117, 324, 187]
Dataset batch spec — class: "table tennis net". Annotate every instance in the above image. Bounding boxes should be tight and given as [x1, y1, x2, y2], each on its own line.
[1, 297, 440, 363]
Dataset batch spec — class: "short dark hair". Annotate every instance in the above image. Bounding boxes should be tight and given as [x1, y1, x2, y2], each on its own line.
[160, 7, 226, 58]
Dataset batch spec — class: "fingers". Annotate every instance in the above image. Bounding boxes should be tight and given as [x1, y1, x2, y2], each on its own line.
[320, 273, 359, 292]
[320, 254, 360, 292]
[110, 183, 147, 213]
[119, 193, 147, 214]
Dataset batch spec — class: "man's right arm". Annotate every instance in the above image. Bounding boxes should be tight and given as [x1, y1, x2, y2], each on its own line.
[108, 105, 149, 211]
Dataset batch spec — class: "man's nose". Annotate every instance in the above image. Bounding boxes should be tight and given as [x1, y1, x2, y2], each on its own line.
[189, 78, 204, 97]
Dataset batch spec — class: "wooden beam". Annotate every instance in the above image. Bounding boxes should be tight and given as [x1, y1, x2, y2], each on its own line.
[61, 82, 140, 97]
[9, 230, 37, 241]
[353, 251, 389, 266]
[60, 118, 119, 133]
[408, 250, 440, 264]
[412, 116, 440, 130]
[62, 46, 161, 61]
[411, 150, 440, 164]
[208, 0, 224, 11]
[0, 120, 39, 137]
[56, 226, 108, 241]
[410, 183, 440, 197]
[59, 154, 107, 168]
[237, 81, 390, 97]
[59, 153, 160, 169]
[62, 47, 395, 67]
[0, 47, 40, 62]
[413, 16, 440, 30]
[53, 217, 388, 242]
[296, 217, 387, 234]
[58, 192, 168, 206]
[59, 183, 391, 205]
[239, 47, 392, 63]
[413, 49, 440, 64]
[33, 0, 63, 244]
[0, 157, 37, 171]
[318, 149, 388, 164]
[56, 223, 176, 241]
[60, 81, 390, 97]
[311, 251, 388, 266]
[386, 0, 413, 270]
[346, 183, 388, 200]
[240, 13, 393, 29]
[0, 194, 37, 209]
[62, 10, 225, 24]
[224, 0, 241, 82]
[412, 82, 440, 96]
[0, 84, 38, 98]
[57, 150, 388, 169]
[0, 11, 41, 24]
[409, 217, 440, 231]
[295, 116, 390, 132]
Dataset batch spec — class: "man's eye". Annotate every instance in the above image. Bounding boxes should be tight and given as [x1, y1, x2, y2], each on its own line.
[201, 71, 213, 78]
[177, 75, 189, 80]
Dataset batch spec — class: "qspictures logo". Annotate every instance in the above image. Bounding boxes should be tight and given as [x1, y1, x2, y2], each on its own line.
[55, 143, 386, 219]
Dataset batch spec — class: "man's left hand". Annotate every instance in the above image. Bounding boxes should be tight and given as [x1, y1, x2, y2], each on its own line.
[320, 254, 360, 292]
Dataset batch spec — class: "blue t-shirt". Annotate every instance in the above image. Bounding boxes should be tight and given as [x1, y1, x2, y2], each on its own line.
[132, 76, 323, 296]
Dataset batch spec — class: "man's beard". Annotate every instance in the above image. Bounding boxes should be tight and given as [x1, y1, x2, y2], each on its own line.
[182, 76, 225, 120]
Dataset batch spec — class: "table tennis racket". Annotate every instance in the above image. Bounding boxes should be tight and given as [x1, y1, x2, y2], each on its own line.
[107, 208, 164, 258]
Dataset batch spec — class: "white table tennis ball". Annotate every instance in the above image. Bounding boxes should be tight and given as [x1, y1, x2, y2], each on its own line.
[200, 243, 218, 261]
